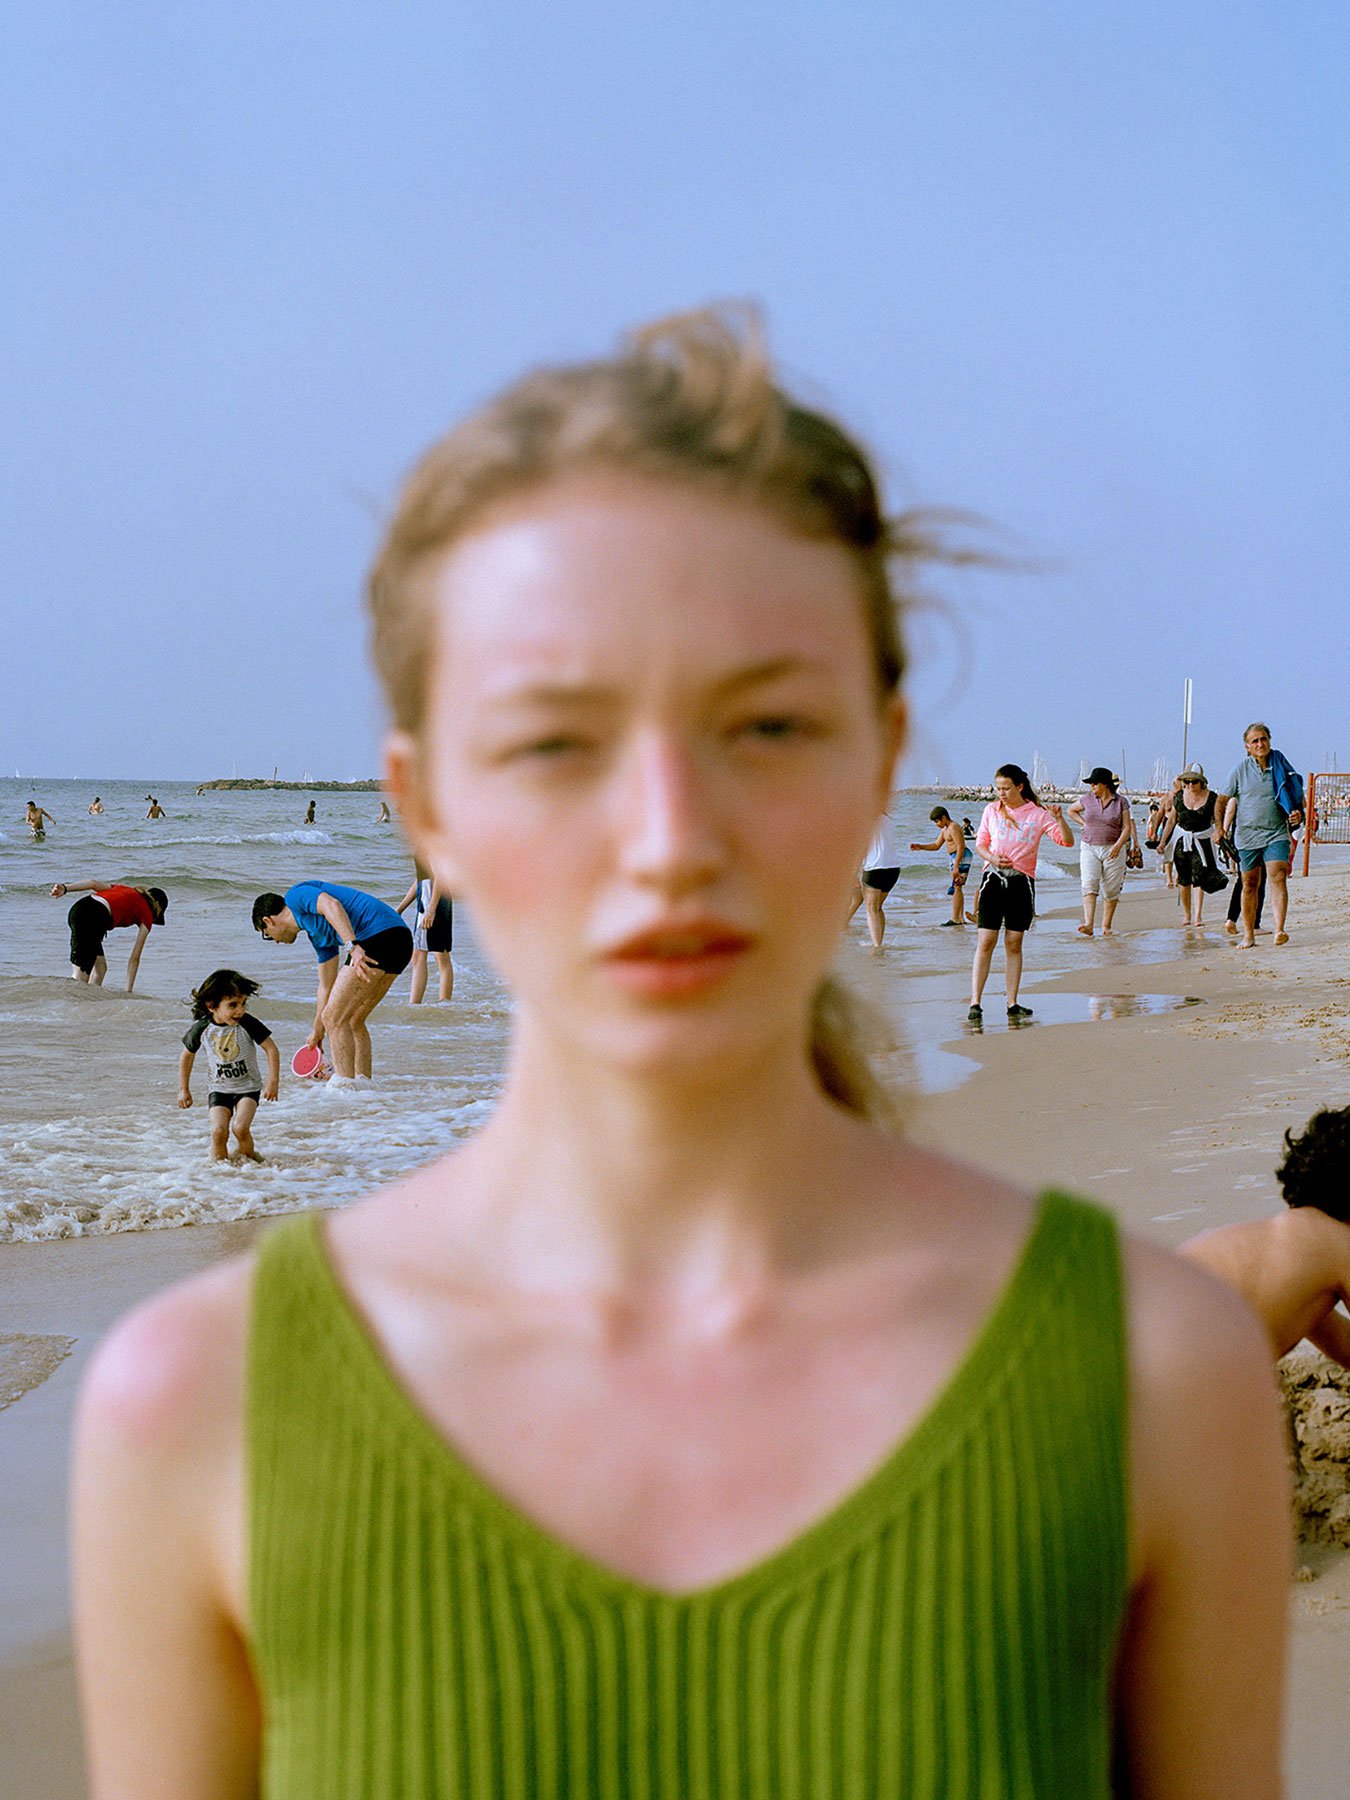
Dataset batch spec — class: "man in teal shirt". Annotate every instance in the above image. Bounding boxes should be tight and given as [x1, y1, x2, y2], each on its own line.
[252, 881, 413, 1081]
[1217, 722, 1304, 949]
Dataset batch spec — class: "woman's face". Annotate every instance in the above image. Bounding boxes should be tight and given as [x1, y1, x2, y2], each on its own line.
[1091, 782, 1112, 801]
[391, 473, 904, 1081]
[993, 775, 1024, 805]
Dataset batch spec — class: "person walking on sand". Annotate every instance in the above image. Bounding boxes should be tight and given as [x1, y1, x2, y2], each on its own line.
[1067, 767, 1130, 936]
[1157, 763, 1227, 929]
[846, 806, 902, 948]
[26, 799, 55, 838]
[50, 879, 168, 992]
[1158, 775, 1183, 888]
[1182, 1105, 1350, 1364]
[252, 881, 413, 1082]
[1216, 722, 1304, 948]
[910, 805, 972, 924]
[73, 306, 1288, 1800]
[1166, 759, 1224, 928]
[968, 763, 1073, 1022]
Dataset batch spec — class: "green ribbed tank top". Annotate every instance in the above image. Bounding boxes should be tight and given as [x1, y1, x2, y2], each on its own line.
[248, 1189, 1128, 1798]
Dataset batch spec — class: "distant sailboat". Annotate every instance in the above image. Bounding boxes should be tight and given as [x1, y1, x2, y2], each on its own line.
[1031, 752, 1051, 793]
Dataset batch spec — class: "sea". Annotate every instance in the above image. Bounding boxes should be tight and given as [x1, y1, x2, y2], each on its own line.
[0, 775, 1131, 1243]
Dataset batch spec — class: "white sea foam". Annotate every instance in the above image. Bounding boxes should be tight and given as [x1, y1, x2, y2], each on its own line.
[0, 1080, 499, 1242]
[83, 829, 336, 849]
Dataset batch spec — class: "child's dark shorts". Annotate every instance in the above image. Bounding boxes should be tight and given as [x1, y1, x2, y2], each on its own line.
[356, 925, 414, 977]
[208, 1090, 261, 1113]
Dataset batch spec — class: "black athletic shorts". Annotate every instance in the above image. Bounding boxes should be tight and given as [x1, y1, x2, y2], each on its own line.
[425, 897, 454, 953]
[355, 924, 414, 977]
[861, 866, 900, 893]
[208, 1090, 260, 1113]
[67, 896, 111, 972]
[975, 869, 1036, 933]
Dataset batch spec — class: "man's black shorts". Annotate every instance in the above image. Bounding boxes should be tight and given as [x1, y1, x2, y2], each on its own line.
[425, 897, 454, 953]
[861, 867, 900, 893]
[355, 925, 414, 977]
[67, 896, 111, 972]
[975, 869, 1036, 933]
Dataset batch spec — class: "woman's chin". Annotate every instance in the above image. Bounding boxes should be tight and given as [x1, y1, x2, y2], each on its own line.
[527, 1009, 805, 1095]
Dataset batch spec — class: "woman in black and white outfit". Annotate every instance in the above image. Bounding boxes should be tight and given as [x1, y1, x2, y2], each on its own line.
[849, 807, 902, 949]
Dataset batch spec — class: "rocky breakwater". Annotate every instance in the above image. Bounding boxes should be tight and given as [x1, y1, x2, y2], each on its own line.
[1281, 1352, 1350, 1547]
[197, 778, 381, 792]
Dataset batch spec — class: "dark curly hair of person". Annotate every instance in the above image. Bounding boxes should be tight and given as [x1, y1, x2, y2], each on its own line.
[189, 969, 260, 1021]
[1276, 1107, 1350, 1220]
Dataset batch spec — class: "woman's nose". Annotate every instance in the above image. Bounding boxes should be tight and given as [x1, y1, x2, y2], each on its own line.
[616, 733, 724, 893]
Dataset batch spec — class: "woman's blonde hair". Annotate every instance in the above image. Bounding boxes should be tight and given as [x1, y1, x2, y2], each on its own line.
[368, 304, 974, 1124]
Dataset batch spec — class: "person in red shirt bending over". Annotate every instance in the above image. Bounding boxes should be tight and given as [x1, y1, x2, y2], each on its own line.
[50, 880, 168, 993]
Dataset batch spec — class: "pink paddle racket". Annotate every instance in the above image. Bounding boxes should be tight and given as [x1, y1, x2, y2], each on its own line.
[291, 1044, 327, 1079]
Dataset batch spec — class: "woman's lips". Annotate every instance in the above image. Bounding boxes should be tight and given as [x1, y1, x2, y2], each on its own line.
[601, 925, 754, 998]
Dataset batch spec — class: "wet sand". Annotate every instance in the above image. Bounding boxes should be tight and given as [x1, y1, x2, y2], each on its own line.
[3, 863, 1348, 1794]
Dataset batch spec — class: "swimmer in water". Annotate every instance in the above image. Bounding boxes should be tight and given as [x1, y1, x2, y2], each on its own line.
[303, 800, 316, 824]
[88, 797, 105, 815]
[375, 798, 392, 823]
[145, 796, 167, 820]
[26, 800, 55, 838]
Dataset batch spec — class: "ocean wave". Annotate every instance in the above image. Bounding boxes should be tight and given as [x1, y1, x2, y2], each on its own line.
[68, 829, 337, 849]
[0, 1081, 498, 1242]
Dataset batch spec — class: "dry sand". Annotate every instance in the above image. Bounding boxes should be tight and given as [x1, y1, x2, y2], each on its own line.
[2, 865, 1347, 1794]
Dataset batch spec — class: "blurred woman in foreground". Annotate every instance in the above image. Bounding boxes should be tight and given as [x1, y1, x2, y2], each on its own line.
[74, 309, 1288, 1798]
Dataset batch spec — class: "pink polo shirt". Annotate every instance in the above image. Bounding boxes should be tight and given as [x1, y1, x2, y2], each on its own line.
[976, 801, 1071, 878]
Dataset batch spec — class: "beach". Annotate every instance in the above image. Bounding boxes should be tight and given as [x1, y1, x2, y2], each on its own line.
[3, 796, 1348, 1792]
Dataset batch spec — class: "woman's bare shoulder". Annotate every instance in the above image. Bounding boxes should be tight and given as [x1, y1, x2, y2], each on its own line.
[1122, 1230, 1273, 1382]
[77, 1253, 255, 1460]
[1118, 1233, 1285, 1566]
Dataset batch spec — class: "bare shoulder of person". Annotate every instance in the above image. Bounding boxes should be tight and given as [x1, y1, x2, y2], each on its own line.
[869, 1137, 1039, 1255]
[74, 1256, 260, 1793]
[1112, 1234, 1290, 1793]
[1120, 1235, 1286, 1563]
[77, 1256, 253, 1492]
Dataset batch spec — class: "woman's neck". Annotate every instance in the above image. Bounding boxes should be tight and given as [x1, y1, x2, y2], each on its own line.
[452, 1026, 884, 1302]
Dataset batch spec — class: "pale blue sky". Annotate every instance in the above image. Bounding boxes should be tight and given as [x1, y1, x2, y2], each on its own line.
[5, 3, 1346, 785]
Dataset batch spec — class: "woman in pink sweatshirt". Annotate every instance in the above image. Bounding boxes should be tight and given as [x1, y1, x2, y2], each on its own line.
[968, 764, 1073, 1022]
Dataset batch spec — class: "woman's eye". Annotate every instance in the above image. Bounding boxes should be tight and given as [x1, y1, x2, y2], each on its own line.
[509, 735, 592, 760]
[735, 714, 818, 742]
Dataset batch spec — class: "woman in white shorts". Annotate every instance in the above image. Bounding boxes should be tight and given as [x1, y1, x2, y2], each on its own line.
[1068, 768, 1131, 936]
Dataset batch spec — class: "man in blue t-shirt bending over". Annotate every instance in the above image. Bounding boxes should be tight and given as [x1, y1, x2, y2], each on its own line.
[252, 882, 413, 1082]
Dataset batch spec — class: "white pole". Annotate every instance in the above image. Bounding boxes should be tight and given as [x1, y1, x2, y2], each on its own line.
[1182, 677, 1193, 769]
